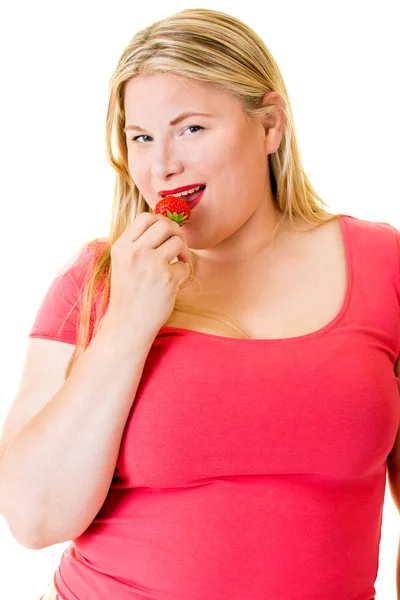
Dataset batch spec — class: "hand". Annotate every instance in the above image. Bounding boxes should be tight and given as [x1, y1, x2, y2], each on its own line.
[103, 212, 191, 336]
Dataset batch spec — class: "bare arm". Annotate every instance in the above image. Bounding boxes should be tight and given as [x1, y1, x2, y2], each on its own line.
[0, 316, 156, 549]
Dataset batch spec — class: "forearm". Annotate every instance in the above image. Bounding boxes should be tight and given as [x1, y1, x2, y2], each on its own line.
[0, 316, 155, 548]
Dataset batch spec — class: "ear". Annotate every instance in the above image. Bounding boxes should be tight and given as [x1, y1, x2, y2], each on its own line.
[260, 91, 287, 155]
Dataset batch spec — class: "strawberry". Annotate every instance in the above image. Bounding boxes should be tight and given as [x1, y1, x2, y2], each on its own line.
[154, 195, 191, 227]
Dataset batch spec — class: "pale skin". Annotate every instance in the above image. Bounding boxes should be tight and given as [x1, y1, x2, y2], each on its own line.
[122, 73, 336, 330]
[123, 76, 400, 594]
[124, 74, 313, 332]
[123, 73, 306, 281]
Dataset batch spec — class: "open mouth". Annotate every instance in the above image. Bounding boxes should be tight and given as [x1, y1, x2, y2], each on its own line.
[184, 185, 206, 203]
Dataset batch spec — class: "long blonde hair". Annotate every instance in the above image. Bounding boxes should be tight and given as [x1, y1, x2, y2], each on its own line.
[61, 8, 338, 379]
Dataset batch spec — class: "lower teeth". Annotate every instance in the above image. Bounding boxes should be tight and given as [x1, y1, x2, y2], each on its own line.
[186, 187, 205, 202]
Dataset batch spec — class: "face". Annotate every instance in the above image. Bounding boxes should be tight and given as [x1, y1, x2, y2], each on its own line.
[123, 73, 286, 264]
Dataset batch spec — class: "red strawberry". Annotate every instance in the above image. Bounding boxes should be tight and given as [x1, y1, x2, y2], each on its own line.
[154, 195, 191, 227]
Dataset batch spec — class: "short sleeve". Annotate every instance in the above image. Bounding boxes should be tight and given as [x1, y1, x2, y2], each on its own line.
[28, 239, 107, 345]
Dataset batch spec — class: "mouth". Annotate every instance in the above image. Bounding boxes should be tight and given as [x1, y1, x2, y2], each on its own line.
[159, 184, 206, 200]
[181, 185, 206, 203]
[183, 185, 206, 209]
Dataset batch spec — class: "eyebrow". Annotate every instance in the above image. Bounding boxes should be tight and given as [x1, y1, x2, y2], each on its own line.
[124, 111, 214, 133]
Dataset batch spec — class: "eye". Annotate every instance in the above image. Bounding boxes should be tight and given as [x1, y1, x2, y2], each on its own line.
[130, 134, 152, 143]
[183, 125, 204, 136]
[129, 125, 204, 144]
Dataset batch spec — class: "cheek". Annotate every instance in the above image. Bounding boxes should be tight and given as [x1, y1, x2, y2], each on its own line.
[127, 161, 147, 192]
[207, 135, 249, 182]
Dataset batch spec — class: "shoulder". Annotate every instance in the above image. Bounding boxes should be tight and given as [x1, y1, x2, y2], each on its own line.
[341, 213, 399, 250]
[56, 238, 109, 278]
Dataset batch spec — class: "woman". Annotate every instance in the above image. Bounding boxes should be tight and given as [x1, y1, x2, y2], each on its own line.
[1, 8, 398, 600]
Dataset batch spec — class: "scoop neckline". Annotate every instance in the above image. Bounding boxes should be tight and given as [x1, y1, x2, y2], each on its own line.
[159, 213, 353, 344]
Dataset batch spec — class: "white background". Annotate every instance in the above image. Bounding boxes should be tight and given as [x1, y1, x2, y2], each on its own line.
[0, 1, 399, 598]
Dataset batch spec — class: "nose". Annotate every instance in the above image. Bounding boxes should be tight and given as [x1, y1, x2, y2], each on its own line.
[151, 139, 184, 181]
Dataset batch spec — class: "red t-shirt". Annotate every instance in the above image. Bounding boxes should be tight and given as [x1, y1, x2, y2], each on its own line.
[30, 214, 400, 600]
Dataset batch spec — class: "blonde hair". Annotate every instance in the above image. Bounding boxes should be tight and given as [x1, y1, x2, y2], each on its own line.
[62, 7, 338, 379]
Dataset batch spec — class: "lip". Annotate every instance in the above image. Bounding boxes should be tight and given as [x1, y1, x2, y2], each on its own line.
[184, 185, 206, 210]
[158, 183, 205, 197]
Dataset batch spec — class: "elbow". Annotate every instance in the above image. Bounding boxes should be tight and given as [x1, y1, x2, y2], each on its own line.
[0, 493, 73, 549]
[7, 520, 71, 550]
[1, 514, 45, 549]
[0, 500, 57, 550]
[0, 467, 45, 549]
[19, 534, 46, 551]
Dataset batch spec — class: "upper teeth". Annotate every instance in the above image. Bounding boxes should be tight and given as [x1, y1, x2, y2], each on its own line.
[170, 185, 204, 198]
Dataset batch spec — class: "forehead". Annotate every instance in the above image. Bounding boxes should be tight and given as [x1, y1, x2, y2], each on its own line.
[123, 73, 242, 116]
